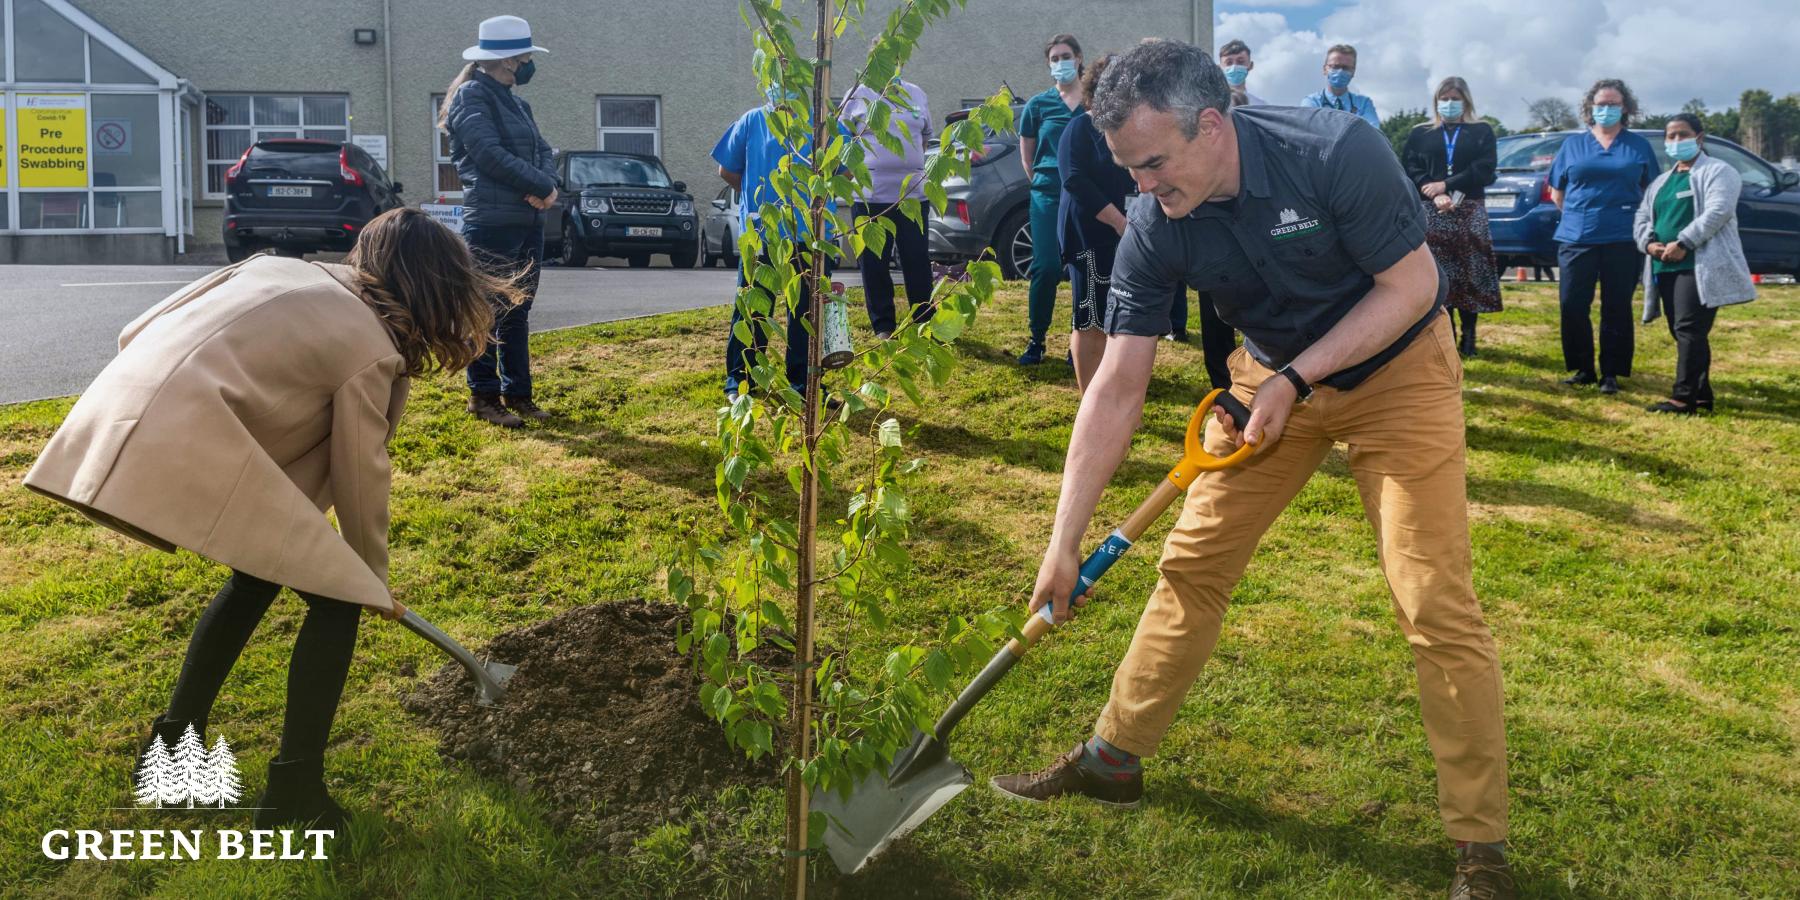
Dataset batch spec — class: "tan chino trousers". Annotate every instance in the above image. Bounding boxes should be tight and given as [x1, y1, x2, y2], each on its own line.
[1095, 312, 1508, 842]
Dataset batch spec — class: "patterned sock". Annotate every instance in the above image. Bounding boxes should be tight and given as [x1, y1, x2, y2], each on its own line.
[1456, 840, 1508, 862]
[1076, 734, 1142, 780]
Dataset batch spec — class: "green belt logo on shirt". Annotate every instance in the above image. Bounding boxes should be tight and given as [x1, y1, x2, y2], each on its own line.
[1271, 207, 1323, 241]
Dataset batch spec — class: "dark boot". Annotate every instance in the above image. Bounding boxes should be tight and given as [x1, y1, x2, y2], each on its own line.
[468, 393, 524, 428]
[1458, 312, 1478, 358]
[136, 714, 203, 774]
[252, 757, 347, 832]
[502, 396, 551, 421]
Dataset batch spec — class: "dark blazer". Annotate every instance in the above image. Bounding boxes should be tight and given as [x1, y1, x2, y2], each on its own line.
[446, 71, 557, 228]
[1056, 112, 1136, 266]
[1402, 121, 1497, 200]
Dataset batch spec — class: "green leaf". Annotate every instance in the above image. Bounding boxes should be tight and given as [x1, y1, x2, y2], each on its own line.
[760, 599, 793, 634]
[877, 418, 902, 448]
[923, 649, 953, 691]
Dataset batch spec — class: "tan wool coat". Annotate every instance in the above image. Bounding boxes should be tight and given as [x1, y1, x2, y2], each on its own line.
[24, 256, 409, 611]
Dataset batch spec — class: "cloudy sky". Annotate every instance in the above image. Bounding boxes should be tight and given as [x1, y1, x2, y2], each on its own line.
[1215, 0, 1796, 128]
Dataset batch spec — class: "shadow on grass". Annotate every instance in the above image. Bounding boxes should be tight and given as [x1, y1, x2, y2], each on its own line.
[531, 419, 718, 498]
[908, 420, 1170, 485]
[1468, 476, 1687, 530]
[1463, 424, 1700, 483]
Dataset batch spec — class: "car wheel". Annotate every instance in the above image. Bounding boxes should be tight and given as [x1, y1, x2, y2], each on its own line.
[995, 207, 1031, 281]
[628, 253, 651, 268]
[224, 242, 258, 263]
[724, 229, 740, 268]
[671, 240, 699, 269]
[562, 222, 589, 268]
[702, 232, 717, 268]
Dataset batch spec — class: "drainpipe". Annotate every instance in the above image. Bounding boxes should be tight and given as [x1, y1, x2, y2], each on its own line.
[383, 0, 395, 172]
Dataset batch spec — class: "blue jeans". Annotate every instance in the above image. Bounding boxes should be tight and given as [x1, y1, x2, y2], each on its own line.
[1026, 188, 1063, 345]
[464, 221, 543, 399]
[726, 249, 835, 392]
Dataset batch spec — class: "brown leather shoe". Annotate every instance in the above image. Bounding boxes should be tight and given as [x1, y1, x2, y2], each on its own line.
[468, 393, 524, 428]
[989, 744, 1142, 808]
[503, 396, 551, 421]
[1448, 844, 1516, 900]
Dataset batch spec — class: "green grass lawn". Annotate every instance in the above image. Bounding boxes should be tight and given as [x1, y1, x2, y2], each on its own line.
[3, 281, 1798, 898]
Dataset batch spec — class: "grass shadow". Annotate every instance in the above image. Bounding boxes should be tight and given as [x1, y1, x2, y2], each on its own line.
[1463, 424, 1701, 483]
[1468, 476, 1687, 531]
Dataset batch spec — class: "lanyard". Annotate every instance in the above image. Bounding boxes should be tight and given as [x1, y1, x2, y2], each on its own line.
[1443, 126, 1462, 175]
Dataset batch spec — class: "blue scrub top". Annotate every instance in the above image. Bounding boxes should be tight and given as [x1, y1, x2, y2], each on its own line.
[711, 105, 841, 242]
[1548, 129, 1660, 245]
[1300, 89, 1380, 129]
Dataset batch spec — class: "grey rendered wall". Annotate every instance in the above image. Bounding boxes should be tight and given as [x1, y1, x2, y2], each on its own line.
[68, 0, 1209, 248]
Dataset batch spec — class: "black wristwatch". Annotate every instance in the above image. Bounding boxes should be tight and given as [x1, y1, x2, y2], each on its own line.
[1277, 364, 1313, 402]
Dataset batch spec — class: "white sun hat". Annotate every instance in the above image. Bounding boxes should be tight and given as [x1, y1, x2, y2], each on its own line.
[462, 15, 548, 61]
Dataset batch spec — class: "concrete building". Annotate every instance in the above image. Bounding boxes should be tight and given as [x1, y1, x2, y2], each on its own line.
[10, 0, 1208, 262]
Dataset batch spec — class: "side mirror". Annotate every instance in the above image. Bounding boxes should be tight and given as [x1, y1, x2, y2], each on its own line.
[712, 198, 728, 210]
[1781, 170, 1800, 191]
[672, 181, 687, 193]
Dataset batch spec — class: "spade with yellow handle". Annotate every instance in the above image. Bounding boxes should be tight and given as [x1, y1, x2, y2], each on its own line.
[815, 388, 1259, 873]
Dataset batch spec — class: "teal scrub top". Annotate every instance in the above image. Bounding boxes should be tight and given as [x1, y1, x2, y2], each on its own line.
[1020, 87, 1082, 193]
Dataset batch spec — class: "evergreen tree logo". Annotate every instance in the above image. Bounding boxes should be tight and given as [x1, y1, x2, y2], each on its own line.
[134, 725, 243, 809]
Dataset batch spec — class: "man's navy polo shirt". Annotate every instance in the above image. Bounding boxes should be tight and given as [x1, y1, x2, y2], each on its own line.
[1107, 106, 1444, 390]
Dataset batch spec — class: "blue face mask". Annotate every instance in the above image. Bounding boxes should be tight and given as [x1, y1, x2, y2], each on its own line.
[1326, 67, 1354, 90]
[1666, 138, 1700, 162]
[1592, 105, 1623, 127]
[512, 59, 536, 86]
[1437, 99, 1464, 121]
[1223, 64, 1249, 87]
[1049, 59, 1078, 84]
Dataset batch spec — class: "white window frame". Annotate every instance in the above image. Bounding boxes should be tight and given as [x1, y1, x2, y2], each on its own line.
[596, 95, 661, 157]
[430, 93, 462, 200]
[202, 92, 350, 199]
[2, 0, 182, 236]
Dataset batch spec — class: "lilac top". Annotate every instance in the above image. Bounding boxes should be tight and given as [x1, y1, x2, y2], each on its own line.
[844, 80, 931, 204]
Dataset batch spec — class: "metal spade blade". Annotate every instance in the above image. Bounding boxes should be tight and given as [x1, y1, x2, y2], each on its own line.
[815, 730, 972, 874]
[398, 609, 517, 705]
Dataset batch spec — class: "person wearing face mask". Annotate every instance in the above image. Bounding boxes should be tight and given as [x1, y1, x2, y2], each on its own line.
[1402, 77, 1500, 357]
[1548, 78, 1659, 395]
[441, 15, 557, 429]
[1634, 114, 1756, 414]
[1016, 33, 1085, 366]
[1300, 44, 1379, 128]
[1217, 39, 1264, 107]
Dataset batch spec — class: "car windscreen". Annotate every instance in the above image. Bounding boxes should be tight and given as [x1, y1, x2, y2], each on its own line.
[1495, 134, 1568, 171]
[568, 155, 672, 188]
[245, 143, 342, 179]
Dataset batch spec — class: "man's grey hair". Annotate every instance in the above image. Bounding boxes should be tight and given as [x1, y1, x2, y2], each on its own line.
[1089, 39, 1229, 139]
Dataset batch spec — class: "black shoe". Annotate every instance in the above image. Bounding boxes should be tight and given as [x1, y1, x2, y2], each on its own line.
[990, 744, 1143, 808]
[1598, 376, 1619, 395]
[503, 396, 551, 421]
[1017, 342, 1046, 365]
[1448, 843, 1516, 899]
[136, 714, 203, 774]
[1561, 371, 1597, 386]
[253, 757, 348, 832]
[1646, 399, 1698, 415]
[468, 393, 524, 428]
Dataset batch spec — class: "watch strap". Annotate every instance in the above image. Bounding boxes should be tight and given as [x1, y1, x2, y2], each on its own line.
[1278, 364, 1312, 400]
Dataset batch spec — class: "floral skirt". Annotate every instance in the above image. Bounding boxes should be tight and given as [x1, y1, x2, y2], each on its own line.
[1425, 199, 1503, 313]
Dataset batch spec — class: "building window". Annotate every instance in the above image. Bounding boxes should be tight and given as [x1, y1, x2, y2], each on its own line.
[597, 96, 660, 157]
[430, 94, 463, 199]
[203, 93, 350, 197]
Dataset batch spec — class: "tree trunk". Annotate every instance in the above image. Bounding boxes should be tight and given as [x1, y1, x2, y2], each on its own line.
[783, 1, 832, 897]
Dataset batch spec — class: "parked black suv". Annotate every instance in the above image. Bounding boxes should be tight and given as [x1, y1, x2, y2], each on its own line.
[543, 151, 700, 268]
[222, 140, 404, 262]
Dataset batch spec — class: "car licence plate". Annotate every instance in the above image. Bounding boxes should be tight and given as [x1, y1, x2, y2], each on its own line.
[268, 185, 313, 198]
[626, 226, 662, 237]
[1484, 193, 1515, 211]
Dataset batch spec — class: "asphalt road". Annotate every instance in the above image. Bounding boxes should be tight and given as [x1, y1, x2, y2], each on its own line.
[0, 262, 765, 405]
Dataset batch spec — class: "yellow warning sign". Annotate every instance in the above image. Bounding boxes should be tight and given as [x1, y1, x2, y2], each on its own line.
[18, 95, 88, 188]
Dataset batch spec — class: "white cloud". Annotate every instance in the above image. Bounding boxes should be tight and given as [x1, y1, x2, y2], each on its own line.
[1216, 0, 1797, 128]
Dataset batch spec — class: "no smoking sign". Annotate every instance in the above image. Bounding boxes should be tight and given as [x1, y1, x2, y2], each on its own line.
[95, 119, 132, 155]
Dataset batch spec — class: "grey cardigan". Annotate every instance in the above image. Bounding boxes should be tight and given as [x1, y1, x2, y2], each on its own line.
[1635, 153, 1756, 322]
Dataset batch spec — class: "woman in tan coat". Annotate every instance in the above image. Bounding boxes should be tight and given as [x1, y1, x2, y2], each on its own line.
[25, 208, 519, 830]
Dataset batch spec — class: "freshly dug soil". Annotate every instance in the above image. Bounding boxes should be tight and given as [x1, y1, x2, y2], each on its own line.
[403, 599, 782, 856]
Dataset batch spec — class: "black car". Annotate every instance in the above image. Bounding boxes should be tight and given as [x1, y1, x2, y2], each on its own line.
[222, 139, 404, 262]
[543, 151, 699, 268]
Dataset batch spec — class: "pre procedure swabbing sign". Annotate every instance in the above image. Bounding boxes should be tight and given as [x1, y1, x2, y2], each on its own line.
[18, 95, 88, 188]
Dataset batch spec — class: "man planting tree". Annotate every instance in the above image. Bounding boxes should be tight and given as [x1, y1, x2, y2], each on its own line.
[987, 39, 1513, 900]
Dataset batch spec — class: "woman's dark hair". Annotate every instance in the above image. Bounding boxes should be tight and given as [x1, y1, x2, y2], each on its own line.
[438, 63, 478, 130]
[1667, 112, 1706, 136]
[346, 208, 525, 376]
[1079, 52, 1115, 106]
[1580, 78, 1639, 127]
[1045, 33, 1082, 61]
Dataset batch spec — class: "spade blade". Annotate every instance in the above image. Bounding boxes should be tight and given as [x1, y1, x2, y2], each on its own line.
[814, 734, 972, 874]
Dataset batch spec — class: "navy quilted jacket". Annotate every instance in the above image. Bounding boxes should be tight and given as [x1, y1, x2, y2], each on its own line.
[446, 71, 556, 228]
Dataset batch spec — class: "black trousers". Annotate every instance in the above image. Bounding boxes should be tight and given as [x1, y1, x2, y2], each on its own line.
[1656, 271, 1716, 406]
[1557, 241, 1639, 378]
[1169, 282, 1237, 389]
[165, 571, 362, 762]
[853, 201, 935, 335]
